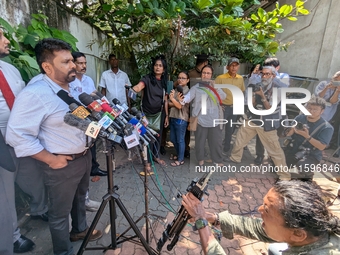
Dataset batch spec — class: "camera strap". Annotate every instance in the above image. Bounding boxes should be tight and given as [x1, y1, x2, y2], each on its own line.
[301, 121, 327, 146]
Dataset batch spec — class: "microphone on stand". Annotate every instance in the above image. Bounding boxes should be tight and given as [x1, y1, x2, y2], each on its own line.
[64, 113, 123, 144]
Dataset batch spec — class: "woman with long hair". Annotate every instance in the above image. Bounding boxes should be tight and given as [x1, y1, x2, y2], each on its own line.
[132, 55, 169, 174]
[168, 71, 190, 167]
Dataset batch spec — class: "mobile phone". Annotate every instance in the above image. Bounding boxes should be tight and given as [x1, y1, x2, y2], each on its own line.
[128, 88, 137, 101]
[167, 81, 173, 95]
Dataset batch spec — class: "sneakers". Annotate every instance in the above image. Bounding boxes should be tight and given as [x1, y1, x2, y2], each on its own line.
[85, 199, 101, 212]
[70, 228, 103, 242]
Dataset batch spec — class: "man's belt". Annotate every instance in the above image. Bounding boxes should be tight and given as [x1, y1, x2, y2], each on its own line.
[54, 149, 88, 160]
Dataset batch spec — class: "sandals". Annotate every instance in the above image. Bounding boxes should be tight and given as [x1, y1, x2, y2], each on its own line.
[154, 158, 167, 166]
[169, 154, 178, 160]
[170, 161, 184, 167]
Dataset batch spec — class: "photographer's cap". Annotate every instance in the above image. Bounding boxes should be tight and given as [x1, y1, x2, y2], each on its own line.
[227, 57, 240, 66]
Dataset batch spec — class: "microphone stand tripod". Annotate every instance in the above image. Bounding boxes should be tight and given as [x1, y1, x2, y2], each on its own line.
[77, 138, 157, 255]
[118, 144, 165, 246]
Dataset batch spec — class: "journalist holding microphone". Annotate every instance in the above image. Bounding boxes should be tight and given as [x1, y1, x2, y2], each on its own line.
[6, 38, 102, 255]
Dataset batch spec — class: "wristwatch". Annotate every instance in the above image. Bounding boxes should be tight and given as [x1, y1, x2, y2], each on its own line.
[195, 218, 209, 230]
[261, 98, 267, 102]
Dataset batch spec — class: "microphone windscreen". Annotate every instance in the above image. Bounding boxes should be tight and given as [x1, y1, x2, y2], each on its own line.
[95, 91, 105, 98]
[112, 98, 120, 105]
[176, 85, 183, 94]
[79, 93, 94, 106]
[136, 112, 143, 120]
[57, 90, 81, 106]
[64, 113, 91, 132]
[130, 107, 138, 115]
[91, 94, 101, 101]
[101, 103, 113, 113]
[69, 103, 79, 112]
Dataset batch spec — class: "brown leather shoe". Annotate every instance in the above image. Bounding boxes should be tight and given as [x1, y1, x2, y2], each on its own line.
[70, 228, 103, 242]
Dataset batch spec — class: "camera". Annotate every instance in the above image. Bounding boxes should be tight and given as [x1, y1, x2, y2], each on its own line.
[295, 122, 309, 130]
[294, 145, 310, 161]
[248, 82, 262, 92]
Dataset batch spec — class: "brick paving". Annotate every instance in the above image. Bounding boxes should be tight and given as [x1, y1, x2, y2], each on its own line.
[17, 136, 340, 255]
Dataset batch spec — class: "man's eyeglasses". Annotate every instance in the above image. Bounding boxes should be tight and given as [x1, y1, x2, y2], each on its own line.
[261, 72, 272, 77]
[177, 77, 188, 80]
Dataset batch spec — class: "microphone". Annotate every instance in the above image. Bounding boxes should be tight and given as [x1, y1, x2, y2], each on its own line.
[94, 91, 110, 105]
[69, 103, 92, 120]
[130, 107, 139, 116]
[112, 98, 129, 113]
[101, 103, 127, 127]
[57, 90, 82, 106]
[176, 85, 183, 94]
[113, 98, 132, 121]
[64, 113, 122, 144]
[123, 123, 140, 149]
[79, 93, 103, 112]
[78, 92, 122, 131]
[135, 112, 159, 137]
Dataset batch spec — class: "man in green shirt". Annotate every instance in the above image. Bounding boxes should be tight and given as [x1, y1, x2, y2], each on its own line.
[182, 180, 340, 255]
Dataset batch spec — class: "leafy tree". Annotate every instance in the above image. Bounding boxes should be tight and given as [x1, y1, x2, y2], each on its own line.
[0, 14, 78, 82]
[55, 0, 309, 77]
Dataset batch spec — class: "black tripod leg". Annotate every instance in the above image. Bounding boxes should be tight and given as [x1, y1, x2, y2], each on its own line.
[113, 193, 157, 255]
[77, 194, 114, 255]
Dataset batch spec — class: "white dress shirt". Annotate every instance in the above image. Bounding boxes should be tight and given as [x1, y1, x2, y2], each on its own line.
[99, 69, 131, 105]
[0, 60, 25, 136]
[69, 75, 96, 101]
[6, 75, 87, 157]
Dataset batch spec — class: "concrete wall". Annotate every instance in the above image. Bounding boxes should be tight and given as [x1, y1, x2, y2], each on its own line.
[273, 0, 340, 79]
[0, 0, 110, 88]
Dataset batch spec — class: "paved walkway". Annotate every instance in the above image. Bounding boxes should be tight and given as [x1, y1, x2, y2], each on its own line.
[17, 135, 340, 255]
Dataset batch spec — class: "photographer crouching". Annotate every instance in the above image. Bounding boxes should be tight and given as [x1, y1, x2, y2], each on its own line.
[284, 97, 334, 180]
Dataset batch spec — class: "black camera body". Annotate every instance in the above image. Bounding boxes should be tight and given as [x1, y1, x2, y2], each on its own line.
[248, 82, 262, 92]
[295, 145, 310, 161]
[295, 122, 309, 130]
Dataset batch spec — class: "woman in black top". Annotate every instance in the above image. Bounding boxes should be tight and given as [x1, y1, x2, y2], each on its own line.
[132, 55, 169, 174]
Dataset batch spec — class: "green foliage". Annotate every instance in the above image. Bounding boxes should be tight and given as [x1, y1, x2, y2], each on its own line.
[0, 14, 78, 83]
[58, 0, 309, 77]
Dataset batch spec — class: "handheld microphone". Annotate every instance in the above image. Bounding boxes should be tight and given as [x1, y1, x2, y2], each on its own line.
[57, 90, 82, 106]
[176, 85, 183, 94]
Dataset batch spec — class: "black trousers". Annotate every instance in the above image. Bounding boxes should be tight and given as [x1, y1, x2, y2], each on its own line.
[195, 124, 223, 164]
[39, 151, 91, 255]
